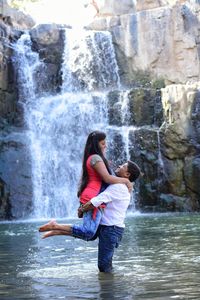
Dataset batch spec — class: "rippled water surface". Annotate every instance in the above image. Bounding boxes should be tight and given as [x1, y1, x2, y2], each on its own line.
[0, 214, 200, 299]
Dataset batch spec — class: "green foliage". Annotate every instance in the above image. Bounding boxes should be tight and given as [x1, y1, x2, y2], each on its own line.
[151, 78, 165, 89]
[133, 70, 152, 87]
[128, 70, 165, 89]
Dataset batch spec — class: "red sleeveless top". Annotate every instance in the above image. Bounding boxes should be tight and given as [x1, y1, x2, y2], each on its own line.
[80, 155, 102, 203]
[80, 155, 105, 219]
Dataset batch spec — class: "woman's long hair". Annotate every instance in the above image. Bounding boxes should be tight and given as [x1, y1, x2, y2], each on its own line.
[77, 130, 110, 197]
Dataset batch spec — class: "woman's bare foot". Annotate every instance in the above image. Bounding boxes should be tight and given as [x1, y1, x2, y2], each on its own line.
[39, 219, 57, 232]
[42, 230, 69, 239]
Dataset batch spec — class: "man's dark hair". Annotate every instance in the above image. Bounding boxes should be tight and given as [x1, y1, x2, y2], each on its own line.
[127, 160, 141, 182]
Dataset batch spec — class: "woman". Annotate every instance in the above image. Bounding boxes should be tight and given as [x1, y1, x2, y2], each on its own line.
[39, 130, 132, 239]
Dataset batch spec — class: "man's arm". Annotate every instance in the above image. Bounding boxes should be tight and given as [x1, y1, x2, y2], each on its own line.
[81, 184, 116, 214]
[78, 183, 127, 215]
[78, 187, 112, 215]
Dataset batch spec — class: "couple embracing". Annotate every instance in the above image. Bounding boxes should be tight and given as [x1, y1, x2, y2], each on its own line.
[39, 130, 141, 273]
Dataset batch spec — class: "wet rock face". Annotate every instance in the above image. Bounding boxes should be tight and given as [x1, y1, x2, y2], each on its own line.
[105, 82, 200, 212]
[161, 83, 200, 157]
[0, 1, 35, 126]
[0, 1, 35, 219]
[128, 89, 163, 127]
[0, 177, 11, 219]
[0, 12, 64, 219]
[155, 83, 200, 212]
[107, 88, 163, 127]
[29, 24, 64, 95]
[0, 132, 33, 219]
[0, 20, 17, 126]
[106, 83, 200, 213]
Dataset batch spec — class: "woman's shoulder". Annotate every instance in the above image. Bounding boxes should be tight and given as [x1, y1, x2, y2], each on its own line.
[89, 154, 103, 166]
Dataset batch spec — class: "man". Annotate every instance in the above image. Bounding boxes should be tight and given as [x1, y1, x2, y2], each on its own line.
[81, 161, 141, 272]
[39, 160, 141, 273]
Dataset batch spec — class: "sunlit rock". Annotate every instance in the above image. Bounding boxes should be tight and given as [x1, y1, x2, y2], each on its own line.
[157, 83, 200, 211]
[88, 2, 200, 85]
[0, 0, 35, 30]
[30, 24, 60, 45]
[95, 0, 135, 16]
[135, 0, 183, 11]
[161, 82, 200, 148]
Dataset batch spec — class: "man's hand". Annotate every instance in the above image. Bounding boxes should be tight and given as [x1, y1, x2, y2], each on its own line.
[77, 201, 95, 218]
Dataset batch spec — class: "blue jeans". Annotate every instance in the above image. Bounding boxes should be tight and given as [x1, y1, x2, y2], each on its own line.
[97, 225, 124, 273]
[72, 209, 102, 241]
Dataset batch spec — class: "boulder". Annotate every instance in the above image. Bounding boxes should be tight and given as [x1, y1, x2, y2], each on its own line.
[0, 0, 35, 30]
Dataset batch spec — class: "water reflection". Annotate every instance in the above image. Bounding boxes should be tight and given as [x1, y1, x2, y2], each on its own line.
[0, 214, 200, 299]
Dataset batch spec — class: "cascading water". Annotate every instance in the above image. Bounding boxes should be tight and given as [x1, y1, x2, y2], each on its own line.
[14, 28, 134, 219]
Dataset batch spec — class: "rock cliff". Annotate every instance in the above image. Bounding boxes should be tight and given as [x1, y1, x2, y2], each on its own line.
[0, 0, 35, 218]
[88, 0, 200, 85]
[83, 0, 200, 211]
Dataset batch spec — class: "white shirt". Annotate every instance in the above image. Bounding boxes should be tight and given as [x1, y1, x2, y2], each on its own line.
[91, 184, 130, 228]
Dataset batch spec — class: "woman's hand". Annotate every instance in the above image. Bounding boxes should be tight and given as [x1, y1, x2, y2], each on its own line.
[77, 206, 83, 218]
[125, 179, 134, 192]
[77, 202, 95, 218]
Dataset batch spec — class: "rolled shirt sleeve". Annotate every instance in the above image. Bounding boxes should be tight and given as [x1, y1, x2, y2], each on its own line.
[91, 189, 112, 207]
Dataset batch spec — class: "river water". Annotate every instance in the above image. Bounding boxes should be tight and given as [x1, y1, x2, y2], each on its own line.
[0, 213, 200, 299]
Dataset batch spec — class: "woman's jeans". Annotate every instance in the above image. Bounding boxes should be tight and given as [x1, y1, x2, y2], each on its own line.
[72, 209, 102, 241]
[97, 225, 124, 273]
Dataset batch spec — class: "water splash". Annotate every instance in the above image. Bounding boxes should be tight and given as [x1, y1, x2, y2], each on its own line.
[157, 121, 166, 176]
[120, 90, 131, 126]
[13, 33, 41, 103]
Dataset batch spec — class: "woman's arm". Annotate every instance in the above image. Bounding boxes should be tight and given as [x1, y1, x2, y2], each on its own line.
[93, 161, 133, 191]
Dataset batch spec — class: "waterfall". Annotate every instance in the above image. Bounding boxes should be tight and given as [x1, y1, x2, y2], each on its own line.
[14, 28, 133, 219]
[62, 29, 120, 92]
